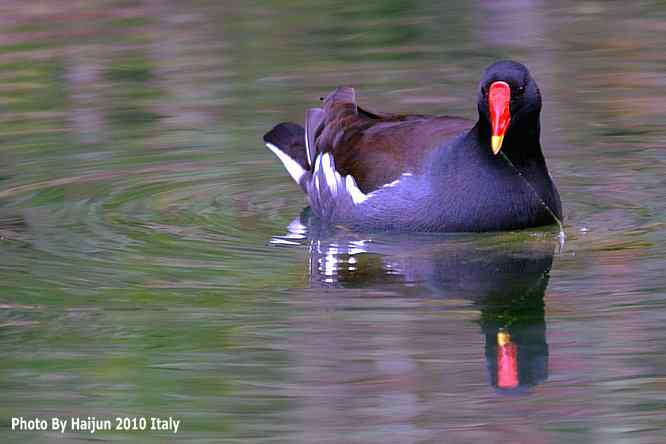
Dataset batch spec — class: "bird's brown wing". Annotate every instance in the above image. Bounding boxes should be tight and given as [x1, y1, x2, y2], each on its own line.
[309, 87, 473, 193]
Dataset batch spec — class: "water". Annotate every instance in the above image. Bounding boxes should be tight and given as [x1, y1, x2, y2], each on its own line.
[1, 1, 665, 443]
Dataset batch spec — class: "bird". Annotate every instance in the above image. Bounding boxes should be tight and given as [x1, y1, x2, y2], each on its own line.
[263, 60, 562, 232]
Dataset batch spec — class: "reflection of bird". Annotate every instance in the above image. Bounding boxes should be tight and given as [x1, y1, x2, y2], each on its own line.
[480, 273, 549, 393]
[264, 60, 562, 232]
[273, 215, 555, 392]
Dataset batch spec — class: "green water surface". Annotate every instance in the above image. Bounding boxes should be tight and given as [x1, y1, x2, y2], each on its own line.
[1, 1, 665, 443]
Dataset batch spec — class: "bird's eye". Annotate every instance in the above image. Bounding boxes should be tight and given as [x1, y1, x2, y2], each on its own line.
[516, 86, 526, 95]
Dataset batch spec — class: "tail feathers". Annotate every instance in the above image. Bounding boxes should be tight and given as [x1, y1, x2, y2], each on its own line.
[264, 122, 310, 190]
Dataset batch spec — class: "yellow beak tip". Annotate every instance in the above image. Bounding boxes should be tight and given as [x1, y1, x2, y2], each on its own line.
[491, 136, 504, 155]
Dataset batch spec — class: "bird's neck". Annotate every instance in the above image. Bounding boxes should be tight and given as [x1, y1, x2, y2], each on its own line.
[473, 112, 562, 222]
[477, 113, 545, 170]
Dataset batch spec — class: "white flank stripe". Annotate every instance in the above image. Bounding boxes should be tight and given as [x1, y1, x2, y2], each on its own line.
[304, 125, 312, 166]
[311, 153, 373, 206]
[314, 153, 321, 174]
[380, 172, 413, 189]
[381, 178, 401, 189]
[322, 153, 339, 193]
[266, 143, 306, 183]
[345, 175, 369, 204]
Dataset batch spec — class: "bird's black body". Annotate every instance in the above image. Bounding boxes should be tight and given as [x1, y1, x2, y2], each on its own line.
[264, 60, 562, 232]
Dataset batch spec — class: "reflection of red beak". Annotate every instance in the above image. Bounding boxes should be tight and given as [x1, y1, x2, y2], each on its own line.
[489, 81, 511, 155]
[497, 330, 519, 389]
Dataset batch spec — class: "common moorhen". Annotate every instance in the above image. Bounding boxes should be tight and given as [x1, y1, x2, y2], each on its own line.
[264, 60, 562, 232]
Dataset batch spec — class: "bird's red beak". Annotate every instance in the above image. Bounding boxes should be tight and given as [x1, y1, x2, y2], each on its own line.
[488, 81, 511, 155]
